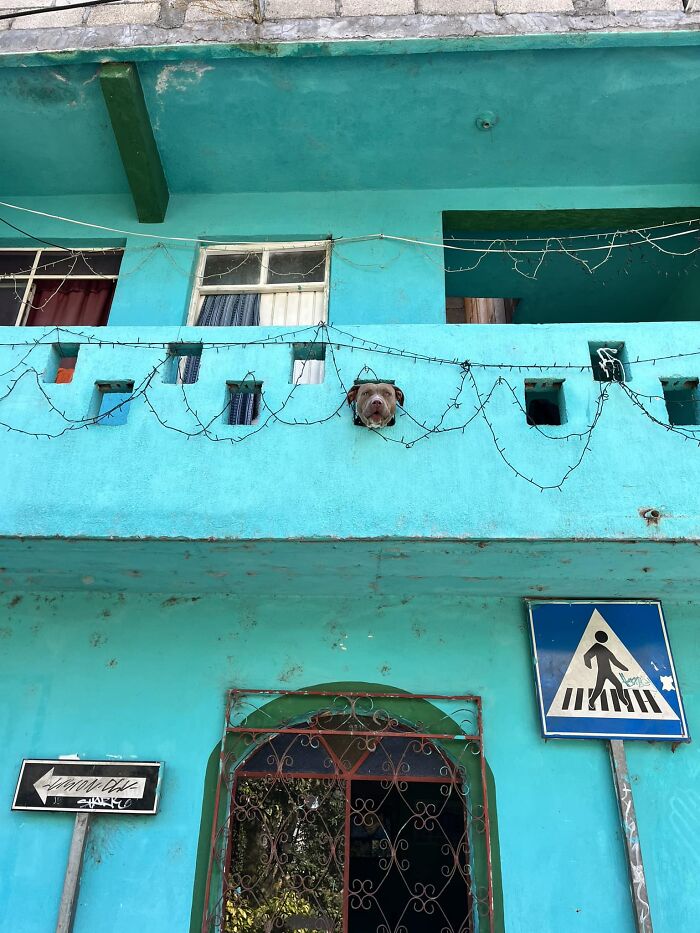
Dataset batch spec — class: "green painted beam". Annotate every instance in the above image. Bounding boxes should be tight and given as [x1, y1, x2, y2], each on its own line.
[99, 62, 168, 224]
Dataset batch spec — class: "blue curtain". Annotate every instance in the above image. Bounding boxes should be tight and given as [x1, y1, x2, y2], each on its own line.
[228, 386, 259, 426]
[183, 293, 261, 425]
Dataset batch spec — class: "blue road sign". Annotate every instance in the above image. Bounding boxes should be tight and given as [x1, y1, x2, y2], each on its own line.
[527, 600, 689, 741]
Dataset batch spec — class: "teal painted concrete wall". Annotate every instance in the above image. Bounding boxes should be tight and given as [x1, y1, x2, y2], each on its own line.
[2, 45, 700, 197]
[2, 319, 700, 541]
[1, 191, 700, 542]
[0, 591, 696, 933]
[1, 40, 699, 933]
[1, 192, 447, 327]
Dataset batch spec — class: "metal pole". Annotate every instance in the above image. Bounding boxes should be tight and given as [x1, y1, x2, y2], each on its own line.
[609, 740, 653, 933]
[56, 812, 91, 933]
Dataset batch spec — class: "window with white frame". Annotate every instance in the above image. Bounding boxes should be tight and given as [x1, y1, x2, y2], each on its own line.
[0, 248, 123, 328]
[188, 242, 330, 329]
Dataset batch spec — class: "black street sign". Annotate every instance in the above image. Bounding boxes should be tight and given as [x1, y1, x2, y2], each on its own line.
[12, 760, 162, 814]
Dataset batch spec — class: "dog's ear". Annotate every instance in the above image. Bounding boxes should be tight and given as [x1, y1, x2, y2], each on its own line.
[393, 386, 404, 406]
[346, 385, 360, 406]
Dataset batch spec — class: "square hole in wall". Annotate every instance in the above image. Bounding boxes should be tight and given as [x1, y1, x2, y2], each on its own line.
[661, 378, 700, 425]
[92, 381, 134, 426]
[44, 343, 80, 384]
[225, 381, 262, 426]
[163, 343, 202, 385]
[588, 341, 630, 382]
[291, 343, 326, 384]
[525, 379, 565, 426]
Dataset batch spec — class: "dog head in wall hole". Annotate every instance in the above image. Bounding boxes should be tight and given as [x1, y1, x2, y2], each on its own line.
[347, 382, 405, 429]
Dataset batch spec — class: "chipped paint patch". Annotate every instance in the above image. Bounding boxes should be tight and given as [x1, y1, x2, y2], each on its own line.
[154, 62, 214, 95]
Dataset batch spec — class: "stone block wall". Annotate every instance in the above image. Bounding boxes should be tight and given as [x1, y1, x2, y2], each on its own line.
[0, 0, 698, 52]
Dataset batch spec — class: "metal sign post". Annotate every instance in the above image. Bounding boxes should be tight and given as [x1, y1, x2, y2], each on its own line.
[56, 812, 91, 933]
[527, 600, 689, 933]
[12, 759, 163, 933]
[609, 740, 653, 933]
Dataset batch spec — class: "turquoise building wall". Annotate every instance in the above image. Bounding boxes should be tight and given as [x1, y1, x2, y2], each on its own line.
[2, 191, 700, 543]
[0, 591, 697, 933]
[1, 34, 699, 933]
[1, 186, 699, 933]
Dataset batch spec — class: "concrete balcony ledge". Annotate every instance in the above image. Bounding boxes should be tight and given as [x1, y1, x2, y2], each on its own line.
[1, 321, 699, 542]
[0, 536, 697, 597]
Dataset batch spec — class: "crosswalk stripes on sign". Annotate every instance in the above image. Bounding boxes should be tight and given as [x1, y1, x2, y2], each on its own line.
[558, 684, 662, 716]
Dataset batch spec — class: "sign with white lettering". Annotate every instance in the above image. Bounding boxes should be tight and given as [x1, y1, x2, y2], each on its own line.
[12, 760, 162, 814]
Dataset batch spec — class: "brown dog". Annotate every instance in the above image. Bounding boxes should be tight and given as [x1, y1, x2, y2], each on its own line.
[347, 383, 404, 428]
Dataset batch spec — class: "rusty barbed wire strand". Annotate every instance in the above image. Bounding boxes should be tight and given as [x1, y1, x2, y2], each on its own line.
[1, 322, 699, 491]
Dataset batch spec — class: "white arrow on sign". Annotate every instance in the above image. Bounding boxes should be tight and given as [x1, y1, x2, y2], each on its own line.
[33, 768, 147, 805]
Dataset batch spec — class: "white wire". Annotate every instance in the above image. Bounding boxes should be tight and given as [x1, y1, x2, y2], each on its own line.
[0, 199, 698, 259]
[444, 217, 700, 244]
[380, 230, 700, 256]
[0, 201, 330, 249]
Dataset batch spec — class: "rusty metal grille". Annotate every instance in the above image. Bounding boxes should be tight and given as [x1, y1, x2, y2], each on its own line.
[203, 689, 494, 933]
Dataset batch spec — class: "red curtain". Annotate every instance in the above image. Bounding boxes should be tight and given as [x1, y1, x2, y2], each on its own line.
[24, 280, 115, 327]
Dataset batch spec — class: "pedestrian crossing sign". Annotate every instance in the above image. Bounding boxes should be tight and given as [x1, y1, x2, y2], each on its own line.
[527, 600, 689, 741]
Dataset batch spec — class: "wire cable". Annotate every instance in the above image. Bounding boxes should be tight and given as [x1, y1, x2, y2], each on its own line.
[0, 0, 121, 21]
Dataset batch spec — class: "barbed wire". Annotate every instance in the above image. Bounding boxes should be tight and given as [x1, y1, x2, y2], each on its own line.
[3, 320, 700, 367]
[1, 322, 699, 491]
[2, 207, 700, 488]
[2, 201, 700, 284]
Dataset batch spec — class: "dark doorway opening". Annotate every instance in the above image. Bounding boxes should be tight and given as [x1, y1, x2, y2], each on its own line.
[348, 779, 470, 933]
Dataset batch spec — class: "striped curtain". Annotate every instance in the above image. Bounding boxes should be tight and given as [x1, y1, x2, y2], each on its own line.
[183, 293, 261, 424]
[228, 385, 259, 426]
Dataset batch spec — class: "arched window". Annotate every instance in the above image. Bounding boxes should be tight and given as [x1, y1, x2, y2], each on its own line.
[200, 688, 501, 933]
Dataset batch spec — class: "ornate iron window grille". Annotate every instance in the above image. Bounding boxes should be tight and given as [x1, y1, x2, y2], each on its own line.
[203, 689, 494, 933]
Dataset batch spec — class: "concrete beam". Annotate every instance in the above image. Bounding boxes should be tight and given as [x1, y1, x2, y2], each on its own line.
[99, 62, 169, 224]
[2, 14, 700, 63]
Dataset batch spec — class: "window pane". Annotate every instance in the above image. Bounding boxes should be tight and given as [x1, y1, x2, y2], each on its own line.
[268, 249, 326, 283]
[229, 777, 344, 931]
[97, 391, 131, 426]
[202, 252, 262, 286]
[240, 734, 337, 775]
[0, 285, 23, 325]
[0, 251, 36, 277]
[37, 250, 123, 277]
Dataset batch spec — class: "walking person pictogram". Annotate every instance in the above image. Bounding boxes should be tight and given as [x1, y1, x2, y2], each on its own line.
[536, 604, 685, 736]
[584, 630, 631, 710]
